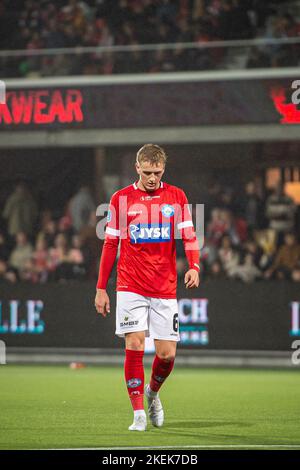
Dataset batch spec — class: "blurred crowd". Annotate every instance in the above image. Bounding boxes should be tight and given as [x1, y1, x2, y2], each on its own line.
[1, 0, 299, 77]
[1, 179, 300, 285]
[177, 180, 300, 283]
[0, 183, 99, 284]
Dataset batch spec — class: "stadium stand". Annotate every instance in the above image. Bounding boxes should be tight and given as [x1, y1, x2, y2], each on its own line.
[1, 0, 300, 77]
[0, 1, 299, 284]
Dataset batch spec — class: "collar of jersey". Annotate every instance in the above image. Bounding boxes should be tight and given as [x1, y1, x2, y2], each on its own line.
[133, 181, 164, 192]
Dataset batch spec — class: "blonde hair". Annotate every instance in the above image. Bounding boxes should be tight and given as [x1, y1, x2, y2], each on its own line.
[136, 144, 167, 166]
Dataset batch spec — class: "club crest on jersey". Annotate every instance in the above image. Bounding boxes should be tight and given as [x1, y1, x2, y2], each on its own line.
[129, 223, 171, 243]
[161, 204, 175, 218]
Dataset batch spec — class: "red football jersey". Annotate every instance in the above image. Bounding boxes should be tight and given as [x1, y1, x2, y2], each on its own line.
[97, 181, 200, 298]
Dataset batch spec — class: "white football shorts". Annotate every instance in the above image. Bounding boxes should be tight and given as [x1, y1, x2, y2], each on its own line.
[116, 291, 180, 342]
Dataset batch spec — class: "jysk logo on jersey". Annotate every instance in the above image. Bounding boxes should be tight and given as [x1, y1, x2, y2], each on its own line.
[161, 204, 175, 218]
[129, 223, 171, 243]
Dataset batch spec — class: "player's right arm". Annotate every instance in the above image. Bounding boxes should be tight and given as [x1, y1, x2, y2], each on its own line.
[95, 192, 120, 317]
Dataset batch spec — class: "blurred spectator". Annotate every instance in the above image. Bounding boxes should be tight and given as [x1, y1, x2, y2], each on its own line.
[264, 232, 300, 280]
[3, 182, 38, 236]
[80, 210, 101, 279]
[69, 234, 85, 264]
[9, 232, 33, 273]
[265, 184, 296, 241]
[70, 185, 95, 233]
[220, 209, 243, 245]
[218, 234, 240, 277]
[206, 208, 227, 248]
[262, 14, 298, 68]
[20, 258, 38, 283]
[254, 229, 276, 271]
[48, 233, 70, 272]
[219, 188, 235, 212]
[44, 19, 66, 49]
[31, 237, 50, 282]
[218, 0, 253, 41]
[208, 259, 226, 280]
[39, 217, 57, 248]
[291, 263, 300, 283]
[242, 238, 264, 270]
[238, 181, 265, 233]
[203, 182, 222, 221]
[48, 232, 86, 281]
[58, 208, 73, 234]
[230, 253, 262, 283]
[0, 231, 10, 261]
[67, 234, 87, 280]
[0, 259, 17, 284]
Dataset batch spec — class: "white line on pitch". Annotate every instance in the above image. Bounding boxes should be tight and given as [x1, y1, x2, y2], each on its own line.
[50, 444, 300, 450]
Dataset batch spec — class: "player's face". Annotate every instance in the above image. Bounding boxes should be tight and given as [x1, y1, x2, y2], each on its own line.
[136, 160, 165, 192]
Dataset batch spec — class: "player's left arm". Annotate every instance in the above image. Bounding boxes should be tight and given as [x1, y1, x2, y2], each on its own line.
[176, 190, 200, 289]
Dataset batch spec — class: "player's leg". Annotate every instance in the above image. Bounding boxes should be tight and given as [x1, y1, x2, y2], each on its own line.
[115, 292, 150, 431]
[125, 331, 147, 431]
[150, 339, 177, 392]
[145, 298, 179, 427]
[145, 340, 176, 426]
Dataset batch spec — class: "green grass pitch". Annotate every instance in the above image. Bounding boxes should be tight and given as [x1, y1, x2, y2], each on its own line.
[0, 365, 300, 450]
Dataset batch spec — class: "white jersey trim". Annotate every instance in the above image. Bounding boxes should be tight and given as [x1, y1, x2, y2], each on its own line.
[106, 227, 120, 237]
[133, 181, 163, 190]
[177, 220, 193, 230]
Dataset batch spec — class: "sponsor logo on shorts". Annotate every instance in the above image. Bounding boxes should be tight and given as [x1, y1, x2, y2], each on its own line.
[127, 378, 142, 388]
[120, 320, 139, 327]
[129, 223, 171, 243]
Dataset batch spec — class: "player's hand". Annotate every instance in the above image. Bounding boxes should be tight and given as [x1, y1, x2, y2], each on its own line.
[184, 269, 199, 289]
[95, 289, 110, 317]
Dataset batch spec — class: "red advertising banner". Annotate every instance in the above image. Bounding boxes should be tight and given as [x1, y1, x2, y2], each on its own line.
[0, 77, 299, 130]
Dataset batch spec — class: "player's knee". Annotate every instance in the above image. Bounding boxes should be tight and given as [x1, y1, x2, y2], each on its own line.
[125, 335, 144, 351]
[157, 352, 176, 362]
[128, 342, 144, 351]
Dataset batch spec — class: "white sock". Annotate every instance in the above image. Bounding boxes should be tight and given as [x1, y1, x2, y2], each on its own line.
[146, 384, 158, 398]
[134, 409, 146, 419]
